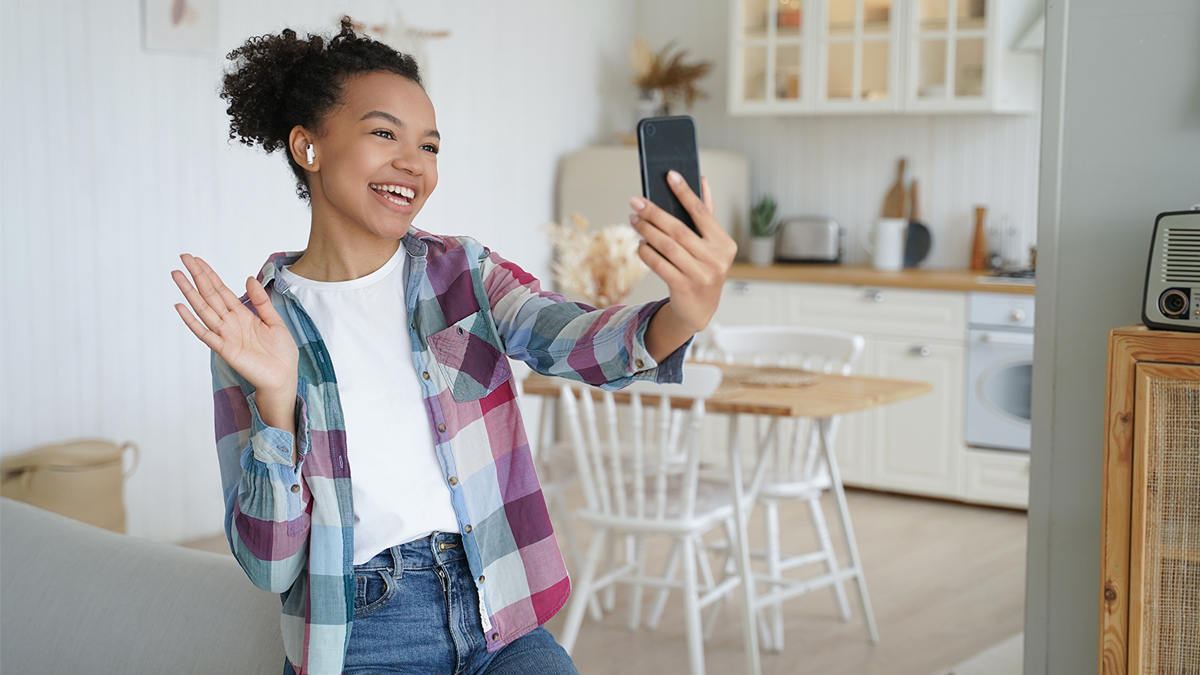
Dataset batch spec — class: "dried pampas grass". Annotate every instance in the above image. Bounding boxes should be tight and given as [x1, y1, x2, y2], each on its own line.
[544, 214, 648, 309]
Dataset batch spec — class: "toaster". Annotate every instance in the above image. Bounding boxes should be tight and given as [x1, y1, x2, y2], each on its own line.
[775, 216, 842, 263]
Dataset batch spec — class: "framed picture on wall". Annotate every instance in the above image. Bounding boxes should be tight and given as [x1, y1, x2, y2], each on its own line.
[142, 0, 216, 54]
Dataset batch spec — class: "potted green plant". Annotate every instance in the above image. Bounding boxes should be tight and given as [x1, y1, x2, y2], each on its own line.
[749, 195, 780, 266]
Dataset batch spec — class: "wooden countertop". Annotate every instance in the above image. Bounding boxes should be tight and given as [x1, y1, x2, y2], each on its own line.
[727, 263, 1036, 295]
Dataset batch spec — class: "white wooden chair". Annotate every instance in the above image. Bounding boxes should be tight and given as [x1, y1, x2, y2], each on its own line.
[709, 324, 879, 653]
[556, 364, 749, 675]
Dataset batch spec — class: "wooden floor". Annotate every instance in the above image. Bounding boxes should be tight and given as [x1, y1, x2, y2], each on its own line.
[181, 488, 1027, 675]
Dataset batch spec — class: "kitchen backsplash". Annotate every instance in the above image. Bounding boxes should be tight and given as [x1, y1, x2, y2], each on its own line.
[696, 112, 1041, 271]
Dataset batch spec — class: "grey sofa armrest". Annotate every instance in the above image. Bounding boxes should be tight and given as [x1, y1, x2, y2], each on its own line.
[1, 498, 284, 674]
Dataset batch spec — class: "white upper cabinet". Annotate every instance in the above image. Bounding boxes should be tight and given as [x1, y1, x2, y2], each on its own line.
[728, 0, 1042, 115]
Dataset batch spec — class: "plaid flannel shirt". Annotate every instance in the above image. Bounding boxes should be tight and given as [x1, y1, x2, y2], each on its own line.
[211, 228, 688, 675]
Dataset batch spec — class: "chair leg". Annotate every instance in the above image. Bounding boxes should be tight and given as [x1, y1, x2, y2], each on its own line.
[808, 496, 851, 621]
[627, 534, 647, 630]
[702, 519, 738, 641]
[681, 537, 706, 675]
[559, 527, 609, 654]
[820, 418, 880, 645]
[646, 540, 681, 630]
[601, 532, 618, 612]
[763, 499, 785, 653]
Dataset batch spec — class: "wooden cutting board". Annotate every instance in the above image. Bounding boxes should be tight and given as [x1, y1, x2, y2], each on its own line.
[882, 158, 909, 218]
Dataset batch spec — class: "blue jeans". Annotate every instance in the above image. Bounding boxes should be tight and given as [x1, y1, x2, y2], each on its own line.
[285, 532, 578, 675]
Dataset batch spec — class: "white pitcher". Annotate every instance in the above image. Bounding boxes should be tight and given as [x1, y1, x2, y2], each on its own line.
[865, 217, 908, 271]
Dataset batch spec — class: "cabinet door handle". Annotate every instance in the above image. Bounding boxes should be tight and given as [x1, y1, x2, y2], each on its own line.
[865, 290, 884, 303]
[739, 283, 753, 295]
[909, 345, 931, 357]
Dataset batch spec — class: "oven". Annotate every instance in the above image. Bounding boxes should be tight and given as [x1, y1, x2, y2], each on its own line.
[965, 293, 1035, 452]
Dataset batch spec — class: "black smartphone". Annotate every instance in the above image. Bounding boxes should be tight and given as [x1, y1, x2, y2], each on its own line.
[637, 115, 703, 236]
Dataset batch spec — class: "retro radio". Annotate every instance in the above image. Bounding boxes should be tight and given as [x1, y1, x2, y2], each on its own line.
[1143, 208, 1200, 332]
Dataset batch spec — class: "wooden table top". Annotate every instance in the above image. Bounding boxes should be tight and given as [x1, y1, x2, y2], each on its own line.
[521, 363, 933, 419]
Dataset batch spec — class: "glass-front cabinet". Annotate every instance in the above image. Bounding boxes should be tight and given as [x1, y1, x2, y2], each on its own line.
[821, 0, 901, 111]
[734, 0, 810, 112]
[728, 0, 1042, 115]
[908, 0, 988, 110]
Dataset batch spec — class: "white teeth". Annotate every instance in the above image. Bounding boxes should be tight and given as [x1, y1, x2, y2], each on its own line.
[378, 191, 410, 206]
[371, 184, 416, 199]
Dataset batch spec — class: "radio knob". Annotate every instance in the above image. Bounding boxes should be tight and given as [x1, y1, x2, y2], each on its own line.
[1009, 308, 1027, 323]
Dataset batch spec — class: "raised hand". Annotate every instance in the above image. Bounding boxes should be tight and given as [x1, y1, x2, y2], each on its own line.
[172, 254, 299, 400]
[630, 172, 738, 358]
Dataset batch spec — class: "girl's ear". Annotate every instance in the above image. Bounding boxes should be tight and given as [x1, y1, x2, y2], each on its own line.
[288, 126, 318, 172]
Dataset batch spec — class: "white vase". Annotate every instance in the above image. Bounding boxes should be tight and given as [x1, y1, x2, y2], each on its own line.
[634, 88, 664, 125]
[749, 237, 776, 267]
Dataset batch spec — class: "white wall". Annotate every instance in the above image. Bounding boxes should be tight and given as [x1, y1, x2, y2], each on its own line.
[637, 0, 1042, 269]
[0, 0, 636, 542]
[1025, 1, 1200, 672]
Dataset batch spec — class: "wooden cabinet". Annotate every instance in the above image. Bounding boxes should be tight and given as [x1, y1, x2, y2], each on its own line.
[728, 0, 1042, 115]
[1100, 326, 1200, 674]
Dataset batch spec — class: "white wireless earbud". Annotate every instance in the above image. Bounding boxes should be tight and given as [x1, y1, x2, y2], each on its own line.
[305, 144, 315, 165]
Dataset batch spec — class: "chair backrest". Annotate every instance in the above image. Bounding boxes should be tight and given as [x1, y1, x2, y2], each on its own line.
[558, 364, 723, 524]
[710, 323, 865, 375]
[708, 324, 865, 483]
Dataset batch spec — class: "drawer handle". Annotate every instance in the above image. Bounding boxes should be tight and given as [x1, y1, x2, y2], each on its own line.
[864, 290, 884, 303]
[909, 345, 931, 357]
[741, 283, 753, 295]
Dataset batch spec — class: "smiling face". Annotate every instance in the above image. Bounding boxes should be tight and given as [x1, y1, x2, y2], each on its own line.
[297, 71, 440, 243]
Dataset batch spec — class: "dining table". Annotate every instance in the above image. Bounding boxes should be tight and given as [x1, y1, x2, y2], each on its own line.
[520, 362, 933, 675]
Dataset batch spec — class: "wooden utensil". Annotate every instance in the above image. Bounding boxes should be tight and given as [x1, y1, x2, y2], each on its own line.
[882, 158, 909, 218]
[971, 205, 989, 271]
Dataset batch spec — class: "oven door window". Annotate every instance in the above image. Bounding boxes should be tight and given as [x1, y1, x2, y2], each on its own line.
[978, 360, 1032, 423]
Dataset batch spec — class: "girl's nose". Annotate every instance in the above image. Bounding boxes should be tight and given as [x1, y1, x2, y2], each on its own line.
[392, 147, 422, 174]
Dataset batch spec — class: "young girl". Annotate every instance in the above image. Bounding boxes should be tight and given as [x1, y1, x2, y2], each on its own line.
[172, 18, 735, 675]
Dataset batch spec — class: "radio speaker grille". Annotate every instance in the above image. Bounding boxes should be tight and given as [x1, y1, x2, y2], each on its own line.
[1163, 228, 1200, 283]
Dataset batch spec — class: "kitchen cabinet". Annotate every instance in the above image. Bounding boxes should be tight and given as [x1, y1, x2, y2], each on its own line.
[728, 0, 1042, 115]
[869, 338, 965, 497]
[963, 448, 1030, 509]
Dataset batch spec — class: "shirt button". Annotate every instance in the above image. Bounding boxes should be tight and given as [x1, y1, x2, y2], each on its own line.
[411, 322, 416, 330]
[422, 371, 430, 380]
[449, 476, 458, 486]
[464, 525, 472, 533]
[492, 633, 499, 641]
[290, 484, 300, 493]
[636, 359, 645, 369]
[478, 575, 485, 583]
[438, 423, 446, 432]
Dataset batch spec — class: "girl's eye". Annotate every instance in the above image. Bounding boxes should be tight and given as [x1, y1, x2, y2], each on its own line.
[372, 130, 395, 140]
[421, 144, 439, 155]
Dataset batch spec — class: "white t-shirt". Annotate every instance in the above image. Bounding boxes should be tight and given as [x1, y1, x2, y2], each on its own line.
[279, 246, 460, 564]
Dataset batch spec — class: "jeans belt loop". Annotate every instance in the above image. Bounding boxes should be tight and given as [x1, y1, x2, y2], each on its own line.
[389, 544, 404, 577]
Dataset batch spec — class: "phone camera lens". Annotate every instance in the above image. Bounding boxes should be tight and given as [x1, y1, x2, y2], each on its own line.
[645, 124, 656, 136]
[1159, 288, 1190, 318]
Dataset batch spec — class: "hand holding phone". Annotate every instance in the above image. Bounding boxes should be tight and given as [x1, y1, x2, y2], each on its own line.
[637, 116, 703, 236]
[628, 115, 738, 366]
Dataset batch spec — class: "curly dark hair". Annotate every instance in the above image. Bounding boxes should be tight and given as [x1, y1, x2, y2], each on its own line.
[220, 16, 422, 201]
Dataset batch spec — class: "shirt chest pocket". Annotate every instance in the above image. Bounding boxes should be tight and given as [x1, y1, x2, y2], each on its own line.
[425, 310, 512, 402]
